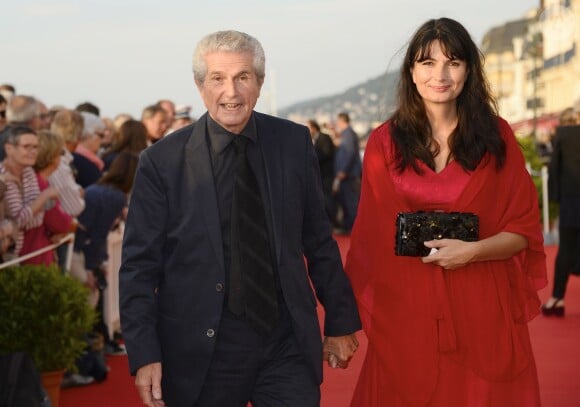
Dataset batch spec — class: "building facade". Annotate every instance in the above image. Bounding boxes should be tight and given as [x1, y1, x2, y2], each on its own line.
[482, 0, 580, 136]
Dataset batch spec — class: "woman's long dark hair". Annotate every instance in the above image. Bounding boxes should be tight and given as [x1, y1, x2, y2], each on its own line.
[98, 151, 139, 194]
[104, 119, 148, 156]
[390, 17, 505, 173]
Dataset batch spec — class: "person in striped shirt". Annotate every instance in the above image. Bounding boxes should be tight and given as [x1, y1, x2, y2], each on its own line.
[0, 126, 59, 257]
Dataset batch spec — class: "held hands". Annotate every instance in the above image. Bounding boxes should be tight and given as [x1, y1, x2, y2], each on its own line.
[135, 362, 165, 407]
[323, 333, 359, 369]
[421, 239, 477, 270]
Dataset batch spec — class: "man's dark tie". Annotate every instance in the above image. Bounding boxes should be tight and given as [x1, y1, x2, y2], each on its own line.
[229, 135, 279, 334]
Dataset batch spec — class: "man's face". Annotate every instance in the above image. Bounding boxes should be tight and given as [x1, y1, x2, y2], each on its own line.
[29, 102, 50, 131]
[335, 117, 347, 132]
[159, 101, 175, 128]
[196, 51, 262, 134]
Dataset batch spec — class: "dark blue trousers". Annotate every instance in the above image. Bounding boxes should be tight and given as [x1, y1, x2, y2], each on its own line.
[195, 306, 320, 407]
[552, 226, 580, 298]
[337, 177, 360, 231]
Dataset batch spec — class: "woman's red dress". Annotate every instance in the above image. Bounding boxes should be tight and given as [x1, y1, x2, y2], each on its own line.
[345, 118, 547, 406]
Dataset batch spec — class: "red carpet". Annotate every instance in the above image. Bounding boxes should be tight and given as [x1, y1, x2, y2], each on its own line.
[61, 240, 580, 406]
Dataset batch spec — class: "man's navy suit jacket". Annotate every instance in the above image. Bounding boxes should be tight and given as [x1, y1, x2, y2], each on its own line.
[119, 112, 361, 406]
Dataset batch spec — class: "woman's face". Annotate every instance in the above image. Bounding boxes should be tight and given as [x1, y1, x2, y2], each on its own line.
[85, 132, 103, 154]
[6, 133, 39, 169]
[411, 40, 467, 109]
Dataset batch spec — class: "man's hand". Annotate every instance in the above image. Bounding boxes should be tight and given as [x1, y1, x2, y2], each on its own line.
[332, 171, 347, 194]
[135, 362, 165, 407]
[323, 333, 359, 369]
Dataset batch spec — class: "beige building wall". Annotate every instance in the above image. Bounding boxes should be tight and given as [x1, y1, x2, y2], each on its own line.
[483, 0, 580, 126]
[482, 20, 531, 123]
[537, 0, 580, 113]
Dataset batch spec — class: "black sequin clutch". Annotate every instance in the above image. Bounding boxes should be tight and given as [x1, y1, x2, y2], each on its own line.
[395, 211, 479, 257]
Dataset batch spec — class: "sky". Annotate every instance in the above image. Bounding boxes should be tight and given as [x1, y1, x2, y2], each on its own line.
[2, 0, 539, 119]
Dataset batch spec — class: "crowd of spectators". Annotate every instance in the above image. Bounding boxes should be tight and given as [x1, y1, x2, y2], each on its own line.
[0, 83, 195, 387]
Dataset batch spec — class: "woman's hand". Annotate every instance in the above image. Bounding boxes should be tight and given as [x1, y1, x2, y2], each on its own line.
[2, 172, 21, 185]
[40, 186, 60, 201]
[421, 239, 477, 270]
[421, 232, 528, 270]
[30, 186, 61, 215]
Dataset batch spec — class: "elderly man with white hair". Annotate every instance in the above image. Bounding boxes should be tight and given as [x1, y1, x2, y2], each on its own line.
[0, 95, 46, 161]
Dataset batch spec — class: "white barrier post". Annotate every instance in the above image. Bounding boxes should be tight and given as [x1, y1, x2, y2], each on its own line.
[104, 225, 124, 339]
[65, 237, 74, 273]
[541, 166, 549, 235]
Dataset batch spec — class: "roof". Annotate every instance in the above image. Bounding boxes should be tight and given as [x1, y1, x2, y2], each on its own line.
[481, 18, 531, 54]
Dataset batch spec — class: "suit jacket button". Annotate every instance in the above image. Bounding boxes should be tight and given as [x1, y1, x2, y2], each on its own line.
[206, 329, 215, 338]
[215, 283, 224, 292]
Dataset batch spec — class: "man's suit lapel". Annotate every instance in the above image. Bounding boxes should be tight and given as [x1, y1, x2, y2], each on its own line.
[184, 114, 225, 272]
[252, 113, 283, 264]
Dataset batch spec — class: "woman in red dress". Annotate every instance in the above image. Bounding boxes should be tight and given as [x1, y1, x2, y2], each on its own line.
[345, 18, 547, 406]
